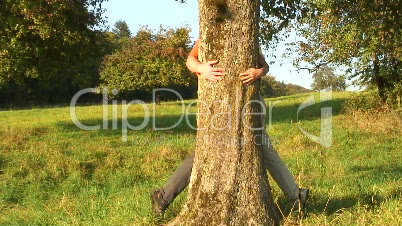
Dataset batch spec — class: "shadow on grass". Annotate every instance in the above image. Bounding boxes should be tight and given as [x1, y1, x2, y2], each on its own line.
[274, 187, 402, 219]
[349, 165, 402, 179]
[267, 97, 348, 124]
[151, 185, 402, 225]
[308, 187, 402, 215]
[55, 114, 198, 136]
[56, 95, 348, 136]
[269, 158, 402, 219]
[275, 164, 402, 217]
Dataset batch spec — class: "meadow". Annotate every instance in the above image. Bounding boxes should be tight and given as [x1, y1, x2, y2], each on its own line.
[0, 92, 401, 225]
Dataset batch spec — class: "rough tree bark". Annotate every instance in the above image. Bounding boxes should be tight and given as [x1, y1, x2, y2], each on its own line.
[169, 0, 279, 225]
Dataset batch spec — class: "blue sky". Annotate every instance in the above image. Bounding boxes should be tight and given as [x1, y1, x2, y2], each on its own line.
[102, 0, 313, 89]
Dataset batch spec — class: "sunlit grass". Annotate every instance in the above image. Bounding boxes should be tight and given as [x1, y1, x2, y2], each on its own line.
[0, 92, 401, 225]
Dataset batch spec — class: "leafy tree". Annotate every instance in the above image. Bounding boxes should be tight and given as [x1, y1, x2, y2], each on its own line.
[285, 83, 312, 95]
[110, 20, 132, 49]
[112, 19, 132, 39]
[260, 75, 312, 97]
[177, 0, 308, 53]
[0, 0, 109, 104]
[169, 0, 279, 225]
[311, 65, 346, 91]
[99, 26, 196, 96]
[260, 75, 287, 97]
[294, 0, 402, 101]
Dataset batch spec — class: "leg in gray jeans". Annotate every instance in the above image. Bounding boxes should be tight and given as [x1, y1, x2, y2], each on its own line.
[160, 144, 298, 204]
[160, 95, 299, 204]
[160, 152, 194, 204]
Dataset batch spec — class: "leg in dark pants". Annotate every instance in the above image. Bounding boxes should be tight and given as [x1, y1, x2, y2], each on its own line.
[160, 152, 194, 204]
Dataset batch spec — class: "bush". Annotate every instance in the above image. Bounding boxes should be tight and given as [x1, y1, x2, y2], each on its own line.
[384, 83, 402, 110]
[343, 89, 388, 114]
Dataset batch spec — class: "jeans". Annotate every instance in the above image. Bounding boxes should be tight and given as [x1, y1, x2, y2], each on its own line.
[160, 95, 299, 203]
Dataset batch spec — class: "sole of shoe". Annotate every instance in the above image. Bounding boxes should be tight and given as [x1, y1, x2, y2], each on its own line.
[150, 190, 163, 215]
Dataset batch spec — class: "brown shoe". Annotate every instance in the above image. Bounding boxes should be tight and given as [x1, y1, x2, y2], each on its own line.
[150, 189, 169, 215]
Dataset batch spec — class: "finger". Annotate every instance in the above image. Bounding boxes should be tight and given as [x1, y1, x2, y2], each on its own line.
[206, 60, 219, 65]
[204, 76, 218, 82]
[211, 71, 226, 76]
[241, 76, 254, 84]
[208, 75, 223, 82]
[241, 69, 254, 75]
[240, 75, 251, 81]
[244, 77, 255, 84]
[212, 68, 225, 73]
[213, 75, 223, 80]
[243, 68, 253, 74]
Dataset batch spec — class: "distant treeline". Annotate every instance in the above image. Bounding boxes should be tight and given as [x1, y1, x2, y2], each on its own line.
[0, 2, 311, 108]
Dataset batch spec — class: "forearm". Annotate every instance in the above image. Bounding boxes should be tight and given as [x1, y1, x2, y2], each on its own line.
[186, 55, 202, 74]
[258, 54, 269, 76]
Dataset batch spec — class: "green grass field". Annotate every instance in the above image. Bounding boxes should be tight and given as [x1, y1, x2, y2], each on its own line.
[0, 92, 401, 225]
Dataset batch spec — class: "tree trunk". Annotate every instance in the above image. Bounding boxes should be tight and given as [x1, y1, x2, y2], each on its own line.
[372, 52, 386, 102]
[168, 0, 279, 225]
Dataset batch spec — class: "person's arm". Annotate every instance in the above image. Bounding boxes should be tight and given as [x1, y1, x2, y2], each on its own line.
[239, 54, 269, 85]
[186, 55, 225, 82]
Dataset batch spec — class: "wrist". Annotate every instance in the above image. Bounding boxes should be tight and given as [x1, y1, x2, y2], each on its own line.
[261, 67, 268, 76]
[256, 68, 265, 77]
[195, 63, 204, 75]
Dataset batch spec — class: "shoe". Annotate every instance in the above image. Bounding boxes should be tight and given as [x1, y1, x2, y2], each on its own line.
[150, 189, 169, 215]
[291, 188, 309, 213]
[298, 188, 309, 210]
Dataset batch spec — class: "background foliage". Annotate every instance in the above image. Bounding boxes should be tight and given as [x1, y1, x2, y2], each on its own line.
[1, 0, 400, 108]
[260, 75, 311, 98]
[293, 0, 402, 105]
[99, 26, 197, 100]
[0, 0, 112, 105]
[311, 65, 346, 91]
